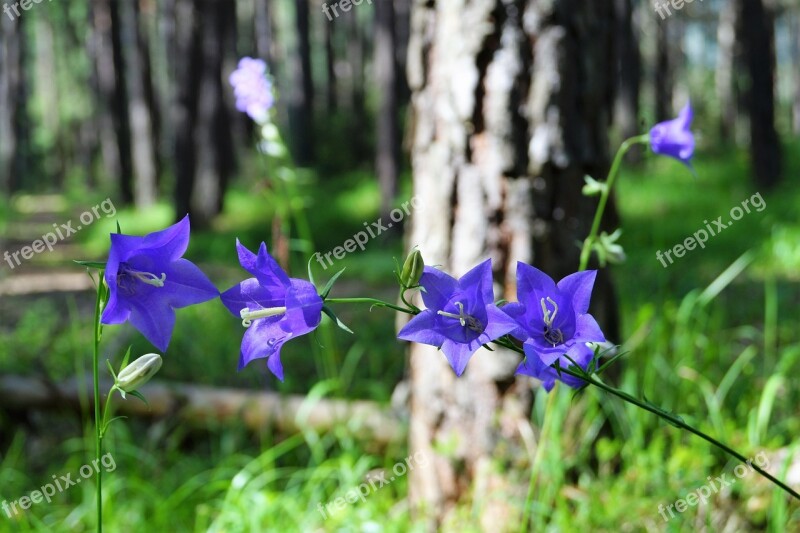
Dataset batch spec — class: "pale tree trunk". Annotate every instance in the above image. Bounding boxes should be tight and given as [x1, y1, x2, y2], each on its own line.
[405, 0, 617, 529]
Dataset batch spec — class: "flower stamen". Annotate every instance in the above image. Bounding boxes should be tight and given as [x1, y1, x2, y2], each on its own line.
[541, 297, 564, 346]
[240, 306, 287, 328]
[437, 302, 483, 332]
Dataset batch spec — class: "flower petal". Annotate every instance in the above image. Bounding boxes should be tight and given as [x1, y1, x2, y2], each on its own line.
[515, 262, 557, 303]
[161, 259, 219, 308]
[397, 310, 447, 347]
[419, 267, 458, 310]
[574, 313, 605, 344]
[128, 300, 176, 352]
[482, 305, 520, 341]
[458, 259, 494, 305]
[281, 279, 323, 335]
[556, 270, 597, 315]
[239, 316, 286, 370]
[440, 338, 477, 377]
[220, 278, 286, 317]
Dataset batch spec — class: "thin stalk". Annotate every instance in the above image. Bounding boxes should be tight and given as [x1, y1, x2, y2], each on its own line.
[323, 297, 412, 315]
[578, 134, 650, 272]
[91, 273, 104, 533]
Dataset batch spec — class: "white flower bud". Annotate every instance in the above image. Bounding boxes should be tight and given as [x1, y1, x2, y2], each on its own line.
[116, 353, 162, 393]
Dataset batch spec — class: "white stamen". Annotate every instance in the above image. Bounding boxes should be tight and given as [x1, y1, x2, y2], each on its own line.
[239, 306, 287, 328]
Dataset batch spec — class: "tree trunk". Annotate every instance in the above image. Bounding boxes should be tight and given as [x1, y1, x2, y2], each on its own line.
[108, 0, 134, 204]
[716, 0, 737, 143]
[736, 0, 781, 188]
[119, 0, 158, 207]
[254, 0, 274, 64]
[654, 14, 672, 122]
[791, 11, 800, 136]
[405, 0, 617, 529]
[0, 11, 26, 193]
[173, 0, 200, 219]
[289, 0, 314, 166]
[614, 0, 641, 159]
[375, 0, 399, 217]
[324, 16, 337, 113]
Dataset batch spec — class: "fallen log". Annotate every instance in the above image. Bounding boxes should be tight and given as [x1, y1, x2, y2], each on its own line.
[0, 375, 406, 446]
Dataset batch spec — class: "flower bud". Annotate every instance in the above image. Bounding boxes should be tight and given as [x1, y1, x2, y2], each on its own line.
[116, 353, 162, 393]
[400, 249, 424, 287]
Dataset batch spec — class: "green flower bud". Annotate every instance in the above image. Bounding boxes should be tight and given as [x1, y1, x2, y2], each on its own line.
[400, 249, 424, 287]
[116, 353, 162, 393]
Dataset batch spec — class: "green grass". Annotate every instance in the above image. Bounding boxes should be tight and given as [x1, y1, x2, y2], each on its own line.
[1, 142, 800, 531]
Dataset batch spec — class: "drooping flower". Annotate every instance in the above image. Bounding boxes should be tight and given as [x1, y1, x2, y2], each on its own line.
[220, 241, 323, 381]
[229, 57, 274, 123]
[502, 263, 605, 391]
[397, 259, 519, 376]
[649, 101, 695, 167]
[101, 216, 219, 351]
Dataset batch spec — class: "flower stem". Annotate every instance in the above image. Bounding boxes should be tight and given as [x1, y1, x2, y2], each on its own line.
[578, 134, 649, 272]
[491, 337, 800, 500]
[91, 273, 104, 533]
[323, 297, 414, 315]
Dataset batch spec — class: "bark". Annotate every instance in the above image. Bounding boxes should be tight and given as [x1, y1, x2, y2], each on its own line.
[346, 9, 368, 160]
[254, 0, 274, 64]
[289, 0, 314, 165]
[325, 16, 337, 112]
[654, 15, 672, 122]
[119, 0, 158, 207]
[406, 0, 617, 529]
[375, 0, 400, 217]
[736, 0, 781, 188]
[173, 0, 200, 219]
[0, 11, 26, 193]
[614, 0, 641, 159]
[190, 0, 235, 223]
[109, 0, 134, 204]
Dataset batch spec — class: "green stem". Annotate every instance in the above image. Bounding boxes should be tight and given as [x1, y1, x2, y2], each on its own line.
[99, 386, 117, 439]
[91, 273, 104, 533]
[492, 337, 800, 501]
[578, 134, 649, 272]
[323, 297, 413, 315]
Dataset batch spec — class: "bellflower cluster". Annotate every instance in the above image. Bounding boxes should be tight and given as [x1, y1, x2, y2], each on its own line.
[229, 57, 274, 123]
[397, 259, 605, 390]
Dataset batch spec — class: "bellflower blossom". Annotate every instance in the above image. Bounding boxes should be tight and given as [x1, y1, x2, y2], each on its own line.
[649, 101, 695, 167]
[220, 241, 323, 381]
[397, 259, 518, 376]
[100, 216, 219, 351]
[502, 263, 605, 391]
[229, 57, 274, 123]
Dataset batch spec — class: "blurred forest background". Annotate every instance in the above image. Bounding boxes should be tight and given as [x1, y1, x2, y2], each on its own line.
[1, 0, 800, 531]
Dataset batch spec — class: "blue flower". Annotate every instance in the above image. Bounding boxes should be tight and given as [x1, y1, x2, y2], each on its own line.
[503, 263, 605, 391]
[101, 216, 219, 351]
[397, 259, 518, 376]
[229, 57, 274, 123]
[649, 101, 695, 167]
[220, 241, 323, 381]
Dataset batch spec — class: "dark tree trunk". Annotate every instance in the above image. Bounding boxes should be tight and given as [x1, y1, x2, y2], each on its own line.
[614, 0, 640, 160]
[736, 0, 781, 188]
[375, 0, 399, 217]
[289, 0, 314, 166]
[324, 15, 337, 113]
[101, 0, 134, 204]
[254, 0, 274, 64]
[118, 0, 157, 206]
[173, 0, 200, 220]
[654, 15, 672, 122]
[791, 11, 800, 136]
[346, 9, 368, 161]
[0, 11, 26, 193]
[406, 0, 618, 529]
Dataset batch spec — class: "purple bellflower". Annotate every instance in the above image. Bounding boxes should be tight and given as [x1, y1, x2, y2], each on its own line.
[649, 101, 695, 167]
[397, 259, 519, 376]
[101, 216, 219, 352]
[220, 241, 323, 381]
[229, 57, 274, 123]
[502, 263, 605, 391]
